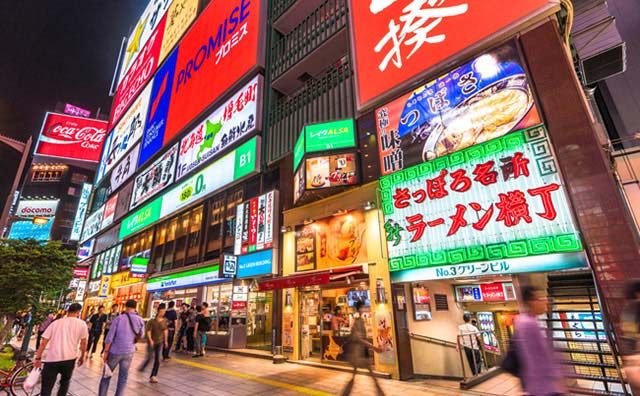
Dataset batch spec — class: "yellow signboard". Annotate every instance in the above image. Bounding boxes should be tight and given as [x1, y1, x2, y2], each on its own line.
[110, 271, 144, 289]
[159, 0, 199, 60]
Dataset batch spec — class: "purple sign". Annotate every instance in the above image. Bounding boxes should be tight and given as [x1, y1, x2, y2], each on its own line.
[64, 103, 91, 118]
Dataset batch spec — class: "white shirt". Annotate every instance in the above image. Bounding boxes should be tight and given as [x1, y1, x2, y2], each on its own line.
[458, 323, 480, 349]
[41, 317, 88, 362]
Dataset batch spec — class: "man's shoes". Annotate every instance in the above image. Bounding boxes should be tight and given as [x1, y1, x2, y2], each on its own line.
[150, 376, 158, 383]
[192, 354, 203, 358]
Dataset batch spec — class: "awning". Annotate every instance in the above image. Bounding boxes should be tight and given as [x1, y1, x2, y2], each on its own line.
[259, 264, 367, 291]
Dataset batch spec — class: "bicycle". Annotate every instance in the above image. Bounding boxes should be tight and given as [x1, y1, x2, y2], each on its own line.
[0, 352, 36, 396]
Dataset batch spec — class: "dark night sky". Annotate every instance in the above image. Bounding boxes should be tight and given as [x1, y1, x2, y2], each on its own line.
[0, 1, 147, 206]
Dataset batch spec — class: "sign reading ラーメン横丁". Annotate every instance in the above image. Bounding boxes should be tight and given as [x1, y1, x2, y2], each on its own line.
[348, 0, 553, 110]
[381, 125, 586, 278]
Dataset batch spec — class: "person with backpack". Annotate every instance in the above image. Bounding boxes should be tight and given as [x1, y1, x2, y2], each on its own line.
[139, 304, 168, 382]
[192, 305, 211, 358]
[99, 299, 145, 396]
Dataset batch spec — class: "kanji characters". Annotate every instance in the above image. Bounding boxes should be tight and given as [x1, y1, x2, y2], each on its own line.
[500, 152, 530, 181]
[450, 169, 472, 193]
[495, 190, 532, 227]
[384, 220, 403, 247]
[393, 188, 411, 209]
[406, 214, 427, 242]
[528, 183, 561, 220]
[427, 169, 449, 199]
[472, 160, 498, 186]
[447, 204, 468, 236]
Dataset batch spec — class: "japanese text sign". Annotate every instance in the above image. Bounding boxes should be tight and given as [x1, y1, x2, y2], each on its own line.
[130, 143, 178, 210]
[381, 125, 584, 276]
[110, 144, 140, 192]
[454, 282, 516, 302]
[81, 206, 105, 242]
[35, 113, 107, 163]
[71, 184, 92, 241]
[375, 41, 541, 176]
[348, 0, 552, 110]
[101, 193, 119, 230]
[234, 190, 277, 255]
[177, 75, 263, 180]
[64, 104, 91, 118]
[293, 119, 357, 172]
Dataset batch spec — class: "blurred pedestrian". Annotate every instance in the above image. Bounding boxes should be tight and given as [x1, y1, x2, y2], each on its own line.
[186, 306, 196, 352]
[514, 285, 565, 396]
[175, 305, 189, 353]
[34, 303, 88, 396]
[87, 306, 107, 359]
[341, 301, 385, 396]
[100, 299, 144, 396]
[458, 313, 482, 375]
[36, 312, 55, 350]
[139, 304, 168, 383]
[101, 303, 119, 355]
[193, 305, 211, 358]
[163, 301, 177, 361]
[621, 280, 640, 391]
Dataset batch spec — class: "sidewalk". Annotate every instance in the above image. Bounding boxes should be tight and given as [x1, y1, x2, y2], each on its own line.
[58, 349, 516, 396]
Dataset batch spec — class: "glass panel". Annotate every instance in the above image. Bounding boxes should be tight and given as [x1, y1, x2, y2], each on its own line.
[218, 284, 233, 335]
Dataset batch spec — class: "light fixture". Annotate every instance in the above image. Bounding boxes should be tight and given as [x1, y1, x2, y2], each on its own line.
[364, 201, 376, 210]
[303, 218, 314, 225]
[346, 276, 352, 285]
[376, 278, 387, 304]
[32, 217, 50, 225]
[280, 225, 291, 233]
[285, 290, 292, 307]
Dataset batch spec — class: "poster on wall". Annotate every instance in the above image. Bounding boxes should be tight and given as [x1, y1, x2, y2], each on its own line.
[177, 76, 263, 180]
[35, 113, 107, 163]
[110, 144, 140, 192]
[71, 184, 92, 241]
[382, 125, 587, 281]
[375, 41, 542, 176]
[101, 193, 119, 230]
[305, 153, 359, 190]
[234, 190, 277, 255]
[81, 206, 105, 242]
[283, 309, 294, 352]
[130, 143, 178, 210]
[295, 211, 368, 272]
[376, 311, 396, 365]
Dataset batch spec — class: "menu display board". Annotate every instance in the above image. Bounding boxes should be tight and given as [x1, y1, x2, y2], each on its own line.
[375, 42, 541, 176]
[305, 153, 358, 190]
[411, 284, 432, 321]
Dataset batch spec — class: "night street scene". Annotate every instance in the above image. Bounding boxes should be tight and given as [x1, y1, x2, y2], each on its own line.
[1, 1, 639, 395]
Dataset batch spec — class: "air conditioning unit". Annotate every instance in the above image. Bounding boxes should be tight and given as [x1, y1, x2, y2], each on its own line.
[571, 0, 626, 85]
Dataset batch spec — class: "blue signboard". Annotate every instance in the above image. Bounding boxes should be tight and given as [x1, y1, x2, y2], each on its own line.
[8, 221, 53, 241]
[237, 249, 274, 278]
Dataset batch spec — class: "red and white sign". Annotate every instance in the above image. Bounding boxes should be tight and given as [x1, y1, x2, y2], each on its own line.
[109, 16, 166, 129]
[348, 0, 552, 109]
[480, 283, 506, 302]
[73, 267, 90, 279]
[15, 199, 59, 218]
[35, 113, 108, 162]
[232, 301, 247, 310]
[101, 193, 119, 230]
[163, 0, 263, 146]
[234, 191, 277, 255]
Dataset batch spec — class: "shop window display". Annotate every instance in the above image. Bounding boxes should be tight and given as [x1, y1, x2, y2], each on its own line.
[204, 283, 233, 335]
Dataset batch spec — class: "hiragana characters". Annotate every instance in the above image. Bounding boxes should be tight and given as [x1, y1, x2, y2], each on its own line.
[428, 87, 449, 113]
[450, 169, 472, 193]
[495, 190, 532, 227]
[412, 189, 427, 204]
[457, 71, 478, 94]
[447, 204, 468, 236]
[500, 152, 530, 181]
[406, 214, 427, 242]
[384, 220, 404, 247]
[393, 188, 411, 209]
[528, 183, 561, 221]
[472, 160, 498, 186]
[427, 169, 449, 200]
[469, 202, 494, 231]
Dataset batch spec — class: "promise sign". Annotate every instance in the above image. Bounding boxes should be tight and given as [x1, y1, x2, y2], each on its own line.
[380, 125, 585, 277]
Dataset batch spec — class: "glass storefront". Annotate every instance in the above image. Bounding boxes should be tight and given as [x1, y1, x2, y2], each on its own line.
[246, 290, 273, 350]
[203, 283, 233, 335]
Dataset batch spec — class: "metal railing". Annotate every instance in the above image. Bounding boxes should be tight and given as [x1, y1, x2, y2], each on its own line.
[270, 0, 348, 82]
[271, 0, 298, 22]
[410, 332, 457, 349]
[457, 332, 500, 380]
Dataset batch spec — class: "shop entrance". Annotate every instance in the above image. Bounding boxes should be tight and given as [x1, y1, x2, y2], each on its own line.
[298, 278, 372, 366]
[246, 291, 272, 350]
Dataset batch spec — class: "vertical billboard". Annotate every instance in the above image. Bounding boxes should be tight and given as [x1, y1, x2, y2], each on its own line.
[130, 143, 178, 210]
[70, 183, 92, 241]
[35, 113, 108, 163]
[81, 206, 105, 242]
[348, 0, 552, 110]
[234, 190, 277, 255]
[139, 0, 265, 163]
[101, 193, 119, 230]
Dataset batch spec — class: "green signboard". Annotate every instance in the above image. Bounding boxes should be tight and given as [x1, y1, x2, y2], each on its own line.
[293, 119, 356, 172]
[146, 265, 220, 292]
[293, 132, 305, 171]
[119, 198, 162, 240]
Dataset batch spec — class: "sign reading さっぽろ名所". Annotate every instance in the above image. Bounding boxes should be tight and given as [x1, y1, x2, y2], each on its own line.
[381, 125, 586, 279]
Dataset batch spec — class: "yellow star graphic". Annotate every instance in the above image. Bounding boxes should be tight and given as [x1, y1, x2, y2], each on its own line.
[124, 14, 148, 70]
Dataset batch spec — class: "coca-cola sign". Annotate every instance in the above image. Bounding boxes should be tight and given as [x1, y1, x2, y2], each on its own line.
[15, 199, 59, 218]
[35, 112, 108, 162]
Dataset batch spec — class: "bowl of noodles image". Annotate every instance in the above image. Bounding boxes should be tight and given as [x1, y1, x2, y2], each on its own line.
[421, 74, 534, 161]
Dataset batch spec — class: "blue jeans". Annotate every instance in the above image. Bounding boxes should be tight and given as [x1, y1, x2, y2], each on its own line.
[98, 353, 134, 396]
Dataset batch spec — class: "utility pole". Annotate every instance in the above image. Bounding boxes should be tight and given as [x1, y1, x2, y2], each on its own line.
[0, 134, 33, 238]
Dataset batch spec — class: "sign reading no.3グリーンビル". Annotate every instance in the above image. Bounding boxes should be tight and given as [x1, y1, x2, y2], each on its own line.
[380, 125, 586, 277]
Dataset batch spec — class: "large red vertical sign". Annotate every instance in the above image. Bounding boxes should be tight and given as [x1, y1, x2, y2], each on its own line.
[348, 0, 552, 110]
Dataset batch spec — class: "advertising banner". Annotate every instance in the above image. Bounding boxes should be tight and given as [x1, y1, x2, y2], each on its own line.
[119, 198, 162, 240]
[146, 265, 220, 292]
[110, 144, 140, 192]
[64, 104, 91, 118]
[295, 211, 368, 271]
[101, 193, 119, 230]
[98, 275, 111, 297]
[237, 249, 274, 278]
[71, 184, 92, 240]
[177, 76, 263, 180]
[35, 113, 107, 162]
[159, 0, 199, 60]
[75, 280, 87, 302]
[81, 206, 105, 242]
[234, 190, 276, 255]
[77, 239, 94, 261]
[304, 153, 359, 190]
[8, 221, 52, 241]
[293, 119, 356, 172]
[73, 267, 90, 278]
[455, 282, 516, 302]
[15, 199, 59, 218]
[375, 42, 541, 176]
[130, 143, 178, 209]
[348, 0, 552, 110]
[381, 125, 586, 276]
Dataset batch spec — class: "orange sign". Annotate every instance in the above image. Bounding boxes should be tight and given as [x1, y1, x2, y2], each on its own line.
[348, 0, 552, 110]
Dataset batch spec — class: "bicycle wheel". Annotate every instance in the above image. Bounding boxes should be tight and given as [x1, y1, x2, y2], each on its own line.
[8, 362, 36, 396]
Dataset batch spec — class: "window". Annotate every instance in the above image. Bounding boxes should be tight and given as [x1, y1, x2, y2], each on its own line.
[206, 197, 225, 255]
[225, 189, 243, 247]
[120, 231, 152, 271]
[70, 172, 88, 184]
[187, 207, 203, 265]
[203, 283, 233, 335]
[67, 187, 77, 196]
[31, 169, 63, 182]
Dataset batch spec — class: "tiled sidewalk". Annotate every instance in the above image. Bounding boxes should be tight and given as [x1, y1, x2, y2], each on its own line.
[53, 350, 517, 396]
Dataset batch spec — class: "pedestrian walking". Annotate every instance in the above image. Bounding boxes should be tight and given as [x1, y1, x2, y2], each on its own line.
[186, 306, 196, 352]
[99, 299, 145, 396]
[340, 301, 385, 396]
[163, 301, 177, 361]
[513, 285, 565, 396]
[192, 305, 211, 358]
[87, 306, 107, 358]
[36, 312, 55, 351]
[101, 303, 119, 355]
[139, 304, 168, 383]
[175, 305, 189, 353]
[34, 303, 88, 396]
[458, 313, 482, 375]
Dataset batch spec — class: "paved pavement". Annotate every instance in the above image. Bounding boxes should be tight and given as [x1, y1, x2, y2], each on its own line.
[50, 349, 517, 396]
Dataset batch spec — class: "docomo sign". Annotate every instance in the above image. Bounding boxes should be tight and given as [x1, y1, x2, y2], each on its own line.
[35, 113, 107, 162]
[15, 200, 59, 218]
[348, 0, 553, 110]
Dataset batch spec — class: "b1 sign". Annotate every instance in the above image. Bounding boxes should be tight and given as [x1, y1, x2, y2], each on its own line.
[35, 113, 107, 162]
[234, 190, 277, 255]
[177, 76, 263, 180]
[348, 0, 552, 110]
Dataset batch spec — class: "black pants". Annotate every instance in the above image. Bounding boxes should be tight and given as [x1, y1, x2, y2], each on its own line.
[464, 347, 482, 375]
[41, 359, 75, 396]
[36, 330, 44, 350]
[186, 327, 195, 352]
[140, 343, 162, 377]
[175, 327, 186, 351]
[163, 330, 175, 359]
[87, 331, 102, 354]
[101, 328, 110, 354]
